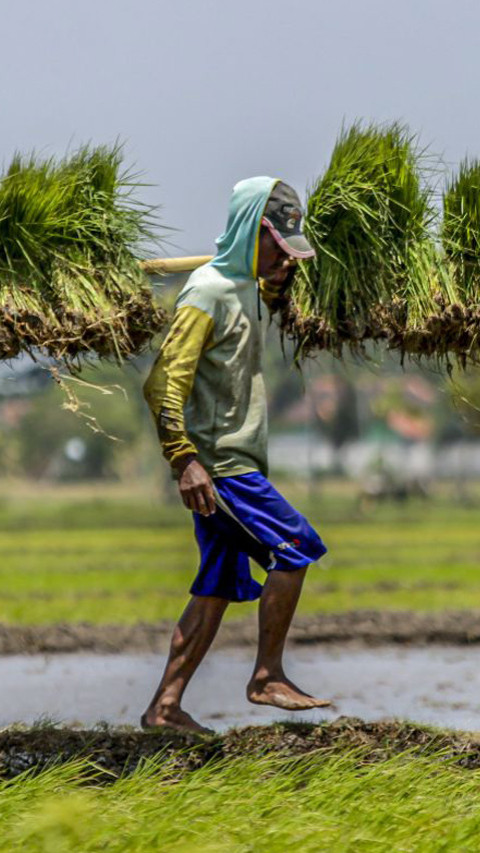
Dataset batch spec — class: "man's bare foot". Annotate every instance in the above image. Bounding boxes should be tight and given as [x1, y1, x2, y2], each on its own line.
[140, 706, 213, 735]
[247, 674, 332, 711]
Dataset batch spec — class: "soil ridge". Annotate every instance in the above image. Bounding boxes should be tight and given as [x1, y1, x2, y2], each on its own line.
[2, 718, 480, 782]
[2, 610, 480, 655]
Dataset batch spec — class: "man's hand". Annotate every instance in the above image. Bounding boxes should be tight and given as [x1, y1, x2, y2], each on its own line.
[173, 455, 216, 516]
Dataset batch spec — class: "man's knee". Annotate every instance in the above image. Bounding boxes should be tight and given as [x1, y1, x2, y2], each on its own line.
[190, 594, 230, 619]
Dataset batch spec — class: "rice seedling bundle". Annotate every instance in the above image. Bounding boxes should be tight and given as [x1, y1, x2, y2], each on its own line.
[282, 122, 477, 364]
[443, 159, 480, 298]
[0, 145, 166, 364]
[438, 159, 480, 357]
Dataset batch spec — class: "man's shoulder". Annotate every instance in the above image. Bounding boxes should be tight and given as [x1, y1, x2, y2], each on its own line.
[176, 264, 229, 318]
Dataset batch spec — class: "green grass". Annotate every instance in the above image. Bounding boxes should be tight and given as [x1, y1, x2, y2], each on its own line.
[0, 486, 479, 623]
[3, 750, 480, 851]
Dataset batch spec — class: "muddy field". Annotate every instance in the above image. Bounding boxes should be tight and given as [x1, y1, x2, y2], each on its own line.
[2, 718, 480, 783]
[4, 644, 480, 732]
[2, 610, 480, 655]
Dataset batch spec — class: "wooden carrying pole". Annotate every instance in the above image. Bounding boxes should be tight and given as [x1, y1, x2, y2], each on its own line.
[140, 256, 213, 275]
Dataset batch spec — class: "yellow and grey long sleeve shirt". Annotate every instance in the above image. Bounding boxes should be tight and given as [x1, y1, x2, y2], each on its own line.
[144, 175, 288, 478]
[144, 262, 279, 478]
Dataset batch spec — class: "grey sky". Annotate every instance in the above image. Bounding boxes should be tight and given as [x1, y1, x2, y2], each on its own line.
[2, 0, 480, 256]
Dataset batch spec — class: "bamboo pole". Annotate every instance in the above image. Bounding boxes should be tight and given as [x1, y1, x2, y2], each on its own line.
[140, 256, 213, 275]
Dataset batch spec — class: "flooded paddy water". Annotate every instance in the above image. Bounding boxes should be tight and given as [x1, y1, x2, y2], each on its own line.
[3, 643, 480, 733]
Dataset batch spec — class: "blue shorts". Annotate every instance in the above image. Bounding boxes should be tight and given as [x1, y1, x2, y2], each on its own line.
[190, 471, 327, 602]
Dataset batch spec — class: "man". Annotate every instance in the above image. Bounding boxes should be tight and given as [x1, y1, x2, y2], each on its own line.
[142, 177, 330, 733]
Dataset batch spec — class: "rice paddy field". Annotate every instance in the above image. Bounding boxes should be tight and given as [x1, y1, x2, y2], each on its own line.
[0, 478, 477, 624]
[2, 478, 480, 851]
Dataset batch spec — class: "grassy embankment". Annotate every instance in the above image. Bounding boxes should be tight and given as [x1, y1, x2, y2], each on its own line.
[1, 748, 480, 851]
[0, 480, 478, 624]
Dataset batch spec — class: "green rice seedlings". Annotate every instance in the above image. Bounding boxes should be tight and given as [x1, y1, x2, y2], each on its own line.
[443, 158, 480, 301]
[0, 144, 166, 363]
[405, 158, 480, 365]
[289, 122, 440, 355]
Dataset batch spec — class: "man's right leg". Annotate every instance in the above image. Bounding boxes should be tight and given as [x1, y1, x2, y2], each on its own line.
[247, 566, 331, 710]
[141, 594, 229, 733]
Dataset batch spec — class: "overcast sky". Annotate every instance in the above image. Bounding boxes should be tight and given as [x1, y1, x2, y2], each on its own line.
[2, 0, 480, 257]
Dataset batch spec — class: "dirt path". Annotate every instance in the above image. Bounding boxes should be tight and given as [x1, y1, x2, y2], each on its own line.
[2, 610, 480, 655]
[2, 718, 480, 782]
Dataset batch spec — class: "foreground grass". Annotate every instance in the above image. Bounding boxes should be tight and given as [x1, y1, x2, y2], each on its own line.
[0, 485, 479, 623]
[2, 749, 480, 852]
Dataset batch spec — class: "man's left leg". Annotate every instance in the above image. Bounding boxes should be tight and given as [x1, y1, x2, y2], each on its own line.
[142, 594, 229, 733]
[141, 507, 261, 733]
[247, 566, 331, 710]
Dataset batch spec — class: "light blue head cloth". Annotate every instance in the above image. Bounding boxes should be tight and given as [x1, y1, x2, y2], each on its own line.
[211, 176, 278, 280]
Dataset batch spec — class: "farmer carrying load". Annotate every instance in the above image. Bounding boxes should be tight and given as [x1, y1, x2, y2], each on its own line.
[142, 178, 330, 733]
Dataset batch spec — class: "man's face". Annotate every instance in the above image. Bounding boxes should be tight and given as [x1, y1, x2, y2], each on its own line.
[257, 227, 297, 285]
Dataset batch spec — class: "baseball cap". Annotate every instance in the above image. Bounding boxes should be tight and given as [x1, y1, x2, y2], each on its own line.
[262, 181, 315, 259]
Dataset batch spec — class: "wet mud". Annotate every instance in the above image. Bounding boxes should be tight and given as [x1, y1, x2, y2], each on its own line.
[3, 610, 480, 656]
[3, 645, 480, 733]
[2, 718, 480, 783]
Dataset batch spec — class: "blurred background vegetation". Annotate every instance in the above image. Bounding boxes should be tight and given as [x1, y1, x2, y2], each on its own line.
[1, 326, 479, 488]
